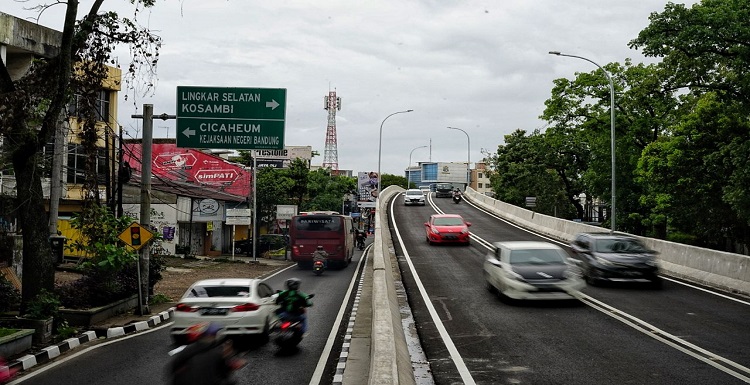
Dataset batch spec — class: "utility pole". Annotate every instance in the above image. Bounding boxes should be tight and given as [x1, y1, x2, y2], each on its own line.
[131, 105, 175, 315]
[48, 118, 68, 236]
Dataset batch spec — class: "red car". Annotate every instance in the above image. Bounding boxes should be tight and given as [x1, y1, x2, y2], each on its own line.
[424, 214, 472, 245]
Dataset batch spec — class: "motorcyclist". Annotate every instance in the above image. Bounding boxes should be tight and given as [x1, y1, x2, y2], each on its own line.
[169, 322, 246, 385]
[453, 188, 462, 199]
[275, 278, 313, 333]
[312, 245, 328, 268]
[356, 229, 366, 248]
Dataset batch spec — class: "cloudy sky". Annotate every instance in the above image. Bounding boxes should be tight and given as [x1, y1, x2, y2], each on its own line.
[6, 0, 697, 176]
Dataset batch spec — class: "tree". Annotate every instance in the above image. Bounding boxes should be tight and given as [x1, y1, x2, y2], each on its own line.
[629, 0, 750, 105]
[380, 174, 407, 190]
[0, 2, 161, 312]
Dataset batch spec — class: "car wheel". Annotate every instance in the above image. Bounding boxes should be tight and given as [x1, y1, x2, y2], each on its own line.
[485, 280, 497, 295]
[258, 318, 270, 344]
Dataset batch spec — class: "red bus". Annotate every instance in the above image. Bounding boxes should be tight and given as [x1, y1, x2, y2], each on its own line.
[290, 212, 355, 268]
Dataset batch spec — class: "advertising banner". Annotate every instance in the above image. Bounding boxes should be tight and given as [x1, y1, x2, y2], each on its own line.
[124, 142, 251, 197]
[358, 171, 378, 202]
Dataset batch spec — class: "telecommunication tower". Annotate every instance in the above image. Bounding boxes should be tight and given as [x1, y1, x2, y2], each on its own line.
[323, 90, 341, 173]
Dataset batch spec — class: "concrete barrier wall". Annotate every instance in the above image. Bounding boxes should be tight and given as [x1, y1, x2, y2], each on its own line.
[369, 186, 415, 385]
[465, 188, 750, 296]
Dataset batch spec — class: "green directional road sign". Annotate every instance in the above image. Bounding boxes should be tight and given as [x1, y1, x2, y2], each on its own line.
[176, 86, 286, 150]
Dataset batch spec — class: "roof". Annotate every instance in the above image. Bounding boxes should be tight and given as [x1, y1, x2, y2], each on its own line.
[190, 278, 260, 286]
[494, 241, 563, 250]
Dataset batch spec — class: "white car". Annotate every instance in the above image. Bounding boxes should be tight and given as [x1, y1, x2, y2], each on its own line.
[404, 189, 426, 206]
[170, 278, 279, 344]
[483, 241, 584, 301]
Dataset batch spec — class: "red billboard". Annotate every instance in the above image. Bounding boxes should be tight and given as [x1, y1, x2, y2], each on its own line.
[124, 143, 250, 197]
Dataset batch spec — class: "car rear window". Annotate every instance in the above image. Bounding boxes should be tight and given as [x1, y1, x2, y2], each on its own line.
[509, 249, 566, 264]
[594, 239, 648, 253]
[406, 190, 422, 196]
[433, 217, 464, 226]
[188, 285, 251, 298]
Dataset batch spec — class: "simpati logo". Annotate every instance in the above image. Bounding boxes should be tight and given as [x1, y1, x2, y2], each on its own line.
[194, 169, 239, 184]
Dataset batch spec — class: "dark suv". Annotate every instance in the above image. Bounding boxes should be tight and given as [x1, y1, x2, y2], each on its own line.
[569, 232, 661, 288]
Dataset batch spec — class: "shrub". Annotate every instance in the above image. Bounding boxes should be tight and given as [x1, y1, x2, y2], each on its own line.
[25, 289, 61, 320]
[0, 275, 20, 313]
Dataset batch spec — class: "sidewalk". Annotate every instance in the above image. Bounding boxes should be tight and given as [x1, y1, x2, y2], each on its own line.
[2, 253, 294, 378]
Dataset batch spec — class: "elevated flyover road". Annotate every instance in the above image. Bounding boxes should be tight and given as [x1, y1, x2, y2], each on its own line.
[387, 190, 750, 384]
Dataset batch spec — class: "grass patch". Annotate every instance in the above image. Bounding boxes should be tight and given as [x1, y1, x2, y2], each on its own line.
[0, 327, 20, 338]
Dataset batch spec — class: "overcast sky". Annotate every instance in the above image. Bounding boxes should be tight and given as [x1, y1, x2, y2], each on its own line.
[6, 0, 697, 176]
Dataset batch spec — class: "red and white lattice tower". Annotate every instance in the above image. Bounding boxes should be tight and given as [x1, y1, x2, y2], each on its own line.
[322, 90, 341, 173]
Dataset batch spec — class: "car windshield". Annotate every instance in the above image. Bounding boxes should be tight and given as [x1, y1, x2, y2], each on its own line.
[594, 238, 648, 253]
[509, 249, 566, 265]
[432, 217, 464, 226]
[406, 191, 422, 196]
[188, 285, 251, 298]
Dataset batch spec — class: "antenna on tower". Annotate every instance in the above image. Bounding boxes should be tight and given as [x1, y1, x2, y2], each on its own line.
[323, 90, 341, 174]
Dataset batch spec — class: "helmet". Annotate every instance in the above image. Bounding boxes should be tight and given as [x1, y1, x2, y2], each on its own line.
[285, 278, 301, 291]
[317, 245, 324, 250]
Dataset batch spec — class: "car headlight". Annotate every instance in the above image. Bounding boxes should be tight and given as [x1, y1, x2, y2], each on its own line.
[431, 227, 440, 235]
[504, 269, 525, 282]
[460, 228, 469, 234]
[595, 255, 615, 266]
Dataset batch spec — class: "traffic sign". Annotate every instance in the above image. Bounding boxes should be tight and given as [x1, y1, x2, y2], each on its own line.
[176, 86, 286, 150]
[118, 223, 154, 251]
[276, 205, 298, 220]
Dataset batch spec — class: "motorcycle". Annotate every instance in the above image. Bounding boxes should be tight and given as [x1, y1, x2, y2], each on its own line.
[452, 192, 462, 204]
[356, 235, 366, 250]
[313, 260, 325, 275]
[271, 294, 315, 350]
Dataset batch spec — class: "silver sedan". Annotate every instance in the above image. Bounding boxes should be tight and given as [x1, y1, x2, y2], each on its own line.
[484, 241, 584, 301]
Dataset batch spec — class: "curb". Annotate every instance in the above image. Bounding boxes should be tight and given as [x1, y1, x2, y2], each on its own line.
[2, 308, 174, 376]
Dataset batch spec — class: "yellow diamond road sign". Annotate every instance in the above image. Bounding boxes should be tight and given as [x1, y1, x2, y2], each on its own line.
[119, 223, 154, 251]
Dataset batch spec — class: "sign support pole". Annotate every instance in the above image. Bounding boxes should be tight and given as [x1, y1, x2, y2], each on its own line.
[131, 105, 175, 316]
[252, 153, 258, 263]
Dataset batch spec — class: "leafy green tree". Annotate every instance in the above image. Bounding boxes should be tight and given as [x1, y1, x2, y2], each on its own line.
[305, 169, 356, 212]
[630, 0, 750, 105]
[288, 158, 310, 207]
[380, 174, 407, 190]
[0, 1, 161, 312]
[255, 166, 294, 226]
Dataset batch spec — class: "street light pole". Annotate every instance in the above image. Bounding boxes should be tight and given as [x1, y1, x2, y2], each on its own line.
[377, 109, 413, 197]
[407, 145, 428, 188]
[447, 127, 471, 188]
[549, 51, 616, 232]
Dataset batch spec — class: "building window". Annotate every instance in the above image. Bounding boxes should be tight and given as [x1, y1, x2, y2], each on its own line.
[478, 183, 483, 188]
[423, 164, 437, 180]
[478, 172, 483, 179]
[66, 144, 107, 184]
[67, 90, 111, 121]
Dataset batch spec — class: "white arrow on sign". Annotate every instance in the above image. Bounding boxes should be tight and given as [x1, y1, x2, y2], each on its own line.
[266, 99, 280, 110]
[182, 127, 196, 138]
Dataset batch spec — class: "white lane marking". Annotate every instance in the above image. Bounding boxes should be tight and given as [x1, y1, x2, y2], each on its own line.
[576, 292, 750, 382]
[391, 195, 477, 385]
[309, 246, 369, 385]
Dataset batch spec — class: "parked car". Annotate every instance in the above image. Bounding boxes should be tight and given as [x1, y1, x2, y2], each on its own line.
[170, 278, 279, 344]
[424, 214, 471, 245]
[404, 188, 426, 206]
[568, 232, 661, 287]
[483, 241, 585, 301]
[234, 234, 288, 254]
